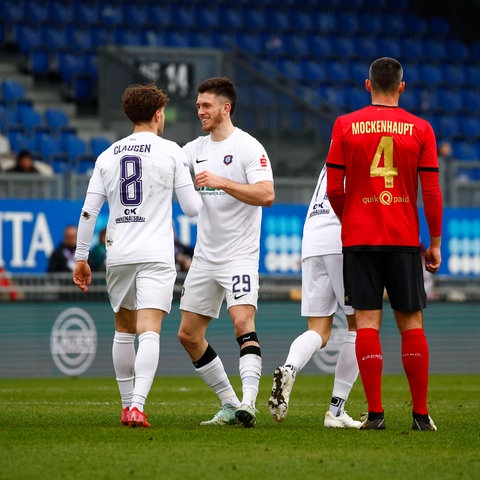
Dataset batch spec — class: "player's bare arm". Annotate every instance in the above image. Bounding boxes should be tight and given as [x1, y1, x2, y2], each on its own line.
[195, 170, 274, 207]
[425, 236, 441, 273]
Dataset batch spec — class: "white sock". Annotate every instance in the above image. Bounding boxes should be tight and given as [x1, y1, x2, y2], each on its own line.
[285, 330, 323, 374]
[330, 331, 359, 416]
[195, 356, 240, 407]
[131, 331, 160, 412]
[112, 331, 136, 409]
[239, 353, 262, 408]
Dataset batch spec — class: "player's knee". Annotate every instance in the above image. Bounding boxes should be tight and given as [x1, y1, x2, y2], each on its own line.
[177, 328, 199, 349]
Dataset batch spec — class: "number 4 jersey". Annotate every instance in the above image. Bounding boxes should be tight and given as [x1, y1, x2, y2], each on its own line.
[86, 131, 195, 267]
[326, 105, 442, 249]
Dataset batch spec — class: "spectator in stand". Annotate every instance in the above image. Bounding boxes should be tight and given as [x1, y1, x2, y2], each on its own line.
[47, 225, 77, 273]
[5, 150, 40, 173]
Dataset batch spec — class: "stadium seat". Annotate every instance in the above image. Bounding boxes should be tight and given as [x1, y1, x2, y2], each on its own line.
[358, 12, 382, 34]
[465, 65, 480, 87]
[461, 89, 480, 113]
[115, 26, 143, 46]
[189, 30, 216, 49]
[307, 35, 332, 58]
[42, 24, 69, 52]
[404, 13, 428, 35]
[399, 38, 424, 61]
[377, 38, 402, 60]
[437, 89, 463, 113]
[284, 33, 310, 58]
[446, 39, 470, 62]
[1, 79, 26, 104]
[66, 26, 95, 51]
[65, 135, 91, 164]
[50, 0, 74, 24]
[3, 1, 23, 22]
[318, 85, 347, 109]
[13, 23, 42, 56]
[381, 12, 405, 35]
[354, 36, 379, 61]
[436, 114, 460, 140]
[218, 6, 243, 29]
[90, 26, 115, 47]
[37, 132, 64, 163]
[349, 61, 368, 86]
[422, 39, 448, 62]
[457, 116, 480, 141]
[99, 3, 124, 26]
[29, 0, 50, 23]
[418, 64, 443, 86]
[442, 64, 466, 87]
[300, 60, 328, 85]
[29, 48, 51, 77]
[311, 11, 337, 34]
[334, 11, 360, 35]
[344, 86, 370, 111]
[18, 106, 43, 133]
[452, 141, 479, 161]
[267, 8, 290, 32]
[122, 3, 149, 27]
[73, 1, 100, 24]
[44, 108, 70, 132]
[171, 4, 196, 28]
[326, 60, 351, 84]
[290, 9, 314, 32]
[145, 4, 172, 27]
[235, 32, 263, 55]
[7, 127, 35, 153]
[195, 4, 220, 29]
[329, 35, 356, 59]
[428, 16, 451, 36]
[90, 137, 111, 158]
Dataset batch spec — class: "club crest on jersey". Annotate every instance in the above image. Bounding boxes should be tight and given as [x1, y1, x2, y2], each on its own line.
[223, 155, 233, 166]
[260, 155, 267, 167]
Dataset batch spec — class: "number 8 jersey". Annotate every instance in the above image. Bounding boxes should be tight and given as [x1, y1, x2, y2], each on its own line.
[326, 105, 442, 249]
[86, 131, 195, 267]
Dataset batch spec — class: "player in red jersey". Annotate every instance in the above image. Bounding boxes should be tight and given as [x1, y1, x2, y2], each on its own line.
[326, 57, 442, 431]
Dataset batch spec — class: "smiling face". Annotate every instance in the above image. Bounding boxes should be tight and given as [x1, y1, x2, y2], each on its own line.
[196, 91, 229, 133]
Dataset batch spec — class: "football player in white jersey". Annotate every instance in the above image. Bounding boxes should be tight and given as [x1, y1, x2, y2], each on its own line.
[177, 77, 275, 427]
[268, 163, 362, 428]
[73, 84, 203, 428]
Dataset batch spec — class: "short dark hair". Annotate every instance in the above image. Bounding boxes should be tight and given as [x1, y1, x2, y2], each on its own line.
[197, 77, 237, 115]
[122, 84, 169, 124]
[16, 149, 32, 162]
[369, 57, 403, 93]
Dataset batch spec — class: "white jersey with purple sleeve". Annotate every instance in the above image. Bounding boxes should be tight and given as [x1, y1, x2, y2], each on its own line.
[301, 163, 342, 260]
[183, 127, 273, 268]
[86, 131, 194, 267]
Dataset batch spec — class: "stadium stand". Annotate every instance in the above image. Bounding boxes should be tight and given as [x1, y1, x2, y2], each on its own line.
[0, 0, 479, 203]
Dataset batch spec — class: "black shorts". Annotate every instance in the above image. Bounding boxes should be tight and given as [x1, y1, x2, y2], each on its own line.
[343, 250, 426, 312]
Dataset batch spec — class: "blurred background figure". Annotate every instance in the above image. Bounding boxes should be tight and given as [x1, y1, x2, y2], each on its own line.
[88, 227, 107, 272]
[5, 150, 40, 173]
[174, 235, 194, 272]
[437, 141, 454, 206]
[47, 225, 77, 273]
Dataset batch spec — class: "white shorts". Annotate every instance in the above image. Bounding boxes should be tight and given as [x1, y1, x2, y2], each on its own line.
[106, 262, 176, 313]
[180, 264, 259, 318]
[301, 254, 354, 317]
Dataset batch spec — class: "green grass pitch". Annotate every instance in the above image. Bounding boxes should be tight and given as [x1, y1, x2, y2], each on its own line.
[1, 373, 479, 479]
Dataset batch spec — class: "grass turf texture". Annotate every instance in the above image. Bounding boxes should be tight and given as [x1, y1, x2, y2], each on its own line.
[1, 374, 479, 480]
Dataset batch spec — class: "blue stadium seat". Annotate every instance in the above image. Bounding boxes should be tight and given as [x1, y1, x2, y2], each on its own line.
[188, 30, 216, 49]
[141, 30, 165, 48]
[422, 39, 447, 62]
[378, 38, 402, 59]
[404, 13, 428, 35]
[67, 26, 95, 51]
[65, 135, 90, 164]
[29, 48, 51, 77]
[14, 23, 42, 55]
[235, 32, 263, 55]
[28, 0, 50, 23]
[358, 12, 382, 34]
[164, 29, 190, 48]
[334, 11, 360, 34]
[122, 3, 149, 27]
[90, 136, 111, 158]
[307, 35, 332, 58]
[402, 63, 421, 86]
[71, 74, 96, 104]
[318, 85, 346, 109]
[242, 7, 266, 31]
[452, 141, 479, 161]
[3, 1, 23, 22]
[73, 2, 99, 25]
[77, 158, 96, 174]
[145, 4, 172, 27]
[37, 132, 64, 162]
[50, 0, 74, 24]
[7, 127, 35, 153]
[301, 60, 328, 84]
[329, 35, 356, 59]
[441, 64, 466, 87]
[461, 89, 480, 113]
[465, 65, 480, 87]
[44, 108, 70, 131]
[418, 64, 443, 86]
[428, 16, 451, 37]
[276, 59, 303, 82]
[115, 26, 143, 46]
[290, 9, 314, 31]
[349, 61, 368, 85]
[1, 79, 26, 104]
[18, 106, 43, 132]
[195, 4, 220, 28]
[55, 51, 85, 84]
[438, 89, 463, 113]
[311, 11, 337, 34]
[399, 89, 421, 112]
[446, 39, 470, 62]
[436, 114, 460, 140]
[381, 12, 405, 35]
[344, 86, 369, 111]
[99, 3, 124, 26]
[326, 60, 351, 84]
[218, 6, 243, 29]
[354, 36, 379, 61]
[90, 26, 115, 47]
[41, 24, 69, 51]
[399, 38, 424, 61]
[171, 4, 196, 28]
[267, 8, 290, 31]
[457, 116, 480, 140]
[284, 33, 310, 58]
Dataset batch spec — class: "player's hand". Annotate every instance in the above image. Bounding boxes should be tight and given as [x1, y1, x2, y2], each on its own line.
[194, 170, 224, 190]
[424, 247, 441, 274]
[73, 261, 92, 292]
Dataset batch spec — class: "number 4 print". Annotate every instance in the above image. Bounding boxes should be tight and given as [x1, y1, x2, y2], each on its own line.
[370, 136, 398, 188]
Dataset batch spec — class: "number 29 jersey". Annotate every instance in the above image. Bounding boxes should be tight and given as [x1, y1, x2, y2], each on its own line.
[86, 131, 194, 267]
[326, 105, 440, 249]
